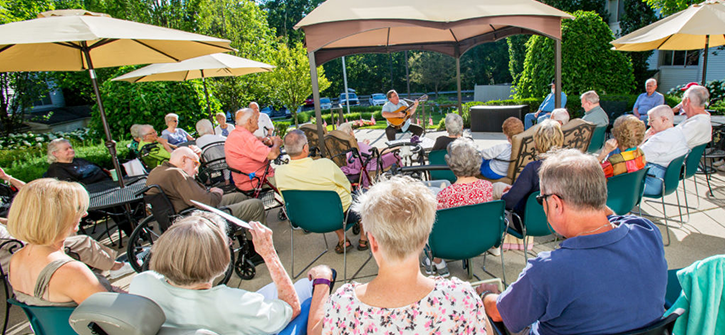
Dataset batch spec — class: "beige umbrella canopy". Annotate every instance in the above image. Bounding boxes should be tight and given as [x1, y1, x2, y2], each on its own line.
[611, 0, 725, 83]
[113, 53, 275, 118]
[0, 9, 234, 187]
[294, 0, 572, 155]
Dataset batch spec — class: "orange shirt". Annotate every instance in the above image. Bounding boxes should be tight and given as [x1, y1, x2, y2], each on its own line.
[225, 127, 274, 191]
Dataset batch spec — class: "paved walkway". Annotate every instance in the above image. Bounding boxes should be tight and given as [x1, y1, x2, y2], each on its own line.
[5, 128, 725, 334]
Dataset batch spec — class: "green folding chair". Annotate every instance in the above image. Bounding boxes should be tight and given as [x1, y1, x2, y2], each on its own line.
[679, 143, 708, 222]
[282, 190, 371, 282]
[587, 125, 608, 154]
[8, 299, 76, 335]
[507, 192, 556, 263]
[427, 150, 457, 183]
[427, 200, 507, 284]
[641, 155, 687, 246]
[606, 167, 650, 216]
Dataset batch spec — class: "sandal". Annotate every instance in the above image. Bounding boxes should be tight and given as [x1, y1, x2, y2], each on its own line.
[335, 239, 353, 254]
[357, 239, 369, 251]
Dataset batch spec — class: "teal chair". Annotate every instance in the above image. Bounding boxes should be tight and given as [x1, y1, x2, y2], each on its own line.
[587, 125, 608, 154]
[8, 299, 76, 335]
[282, 190, 370, 282]
[679, 143, 708, 222]
[427, 200, 507, 284]
[427, 150, 457, 183]
[642, 155, 687, 246]
[507, 192, 555, 263]
[606, 167, 650, 215]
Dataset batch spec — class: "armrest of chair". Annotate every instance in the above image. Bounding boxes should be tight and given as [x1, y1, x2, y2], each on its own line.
[278, 297, 312, 335]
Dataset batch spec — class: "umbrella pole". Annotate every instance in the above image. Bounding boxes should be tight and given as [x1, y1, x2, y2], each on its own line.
[702, 35, 710, 85]
[82, 45, 125, 188]
[201, 71, 213, 122]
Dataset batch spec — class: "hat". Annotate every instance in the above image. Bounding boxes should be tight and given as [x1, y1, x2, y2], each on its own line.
[550, 79, 556, 86]
[681, 82, 699, 91]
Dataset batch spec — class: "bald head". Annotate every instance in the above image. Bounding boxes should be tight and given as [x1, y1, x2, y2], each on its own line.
[169, 147, 197, 166]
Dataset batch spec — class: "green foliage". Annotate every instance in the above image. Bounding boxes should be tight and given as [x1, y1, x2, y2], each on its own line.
[260, 0, 324, 44]
[274, 121, 290, 138]
[619, 0, 658, 88]
[645, 0, 697, 16]
[515, 11, 636, 100]
[96, 66, 218, 139]
[667, 80, 725, 105]
[461, 40, 512, 86]
[540, 0, 609, 20]
[507, 35, 530, 86]
[409, 51, 456, 97]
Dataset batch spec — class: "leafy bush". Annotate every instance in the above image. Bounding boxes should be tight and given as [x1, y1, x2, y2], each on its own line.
[274, 122, 290, 138]
[667, 80, 725, 105]
[515, 11, 636, 100]
[0, 128, 95, 151]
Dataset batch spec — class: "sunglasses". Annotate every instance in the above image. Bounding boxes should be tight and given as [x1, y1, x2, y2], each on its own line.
[536, 193, 563, 206]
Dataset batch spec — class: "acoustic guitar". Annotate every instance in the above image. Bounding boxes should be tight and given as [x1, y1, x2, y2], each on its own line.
[385, 94, 428, 128]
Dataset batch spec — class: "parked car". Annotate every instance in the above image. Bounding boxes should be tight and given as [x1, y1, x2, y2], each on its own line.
[369, 93, 387, 106]
[302, 97, 333, 110]
[261, 106, 287, 118]
[339, 92, 360, 106]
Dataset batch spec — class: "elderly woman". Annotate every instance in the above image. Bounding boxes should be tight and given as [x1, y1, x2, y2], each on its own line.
[7, 179, 117, 306]
[432, 113, 464, 151]
[480, 117, 524, 180]
[128, 124, 143, 157]
[195, 119, 227, 150]
[214, 112, 235, 137]
[161, 113, 194, 145]
[309, 176, 489, 334]
[46, 139, 110, 185]
[129, 211, 332, 335]
[597, 115, 647, 178]
[337, 122, 401, 187]
[501, 120, 564, 234]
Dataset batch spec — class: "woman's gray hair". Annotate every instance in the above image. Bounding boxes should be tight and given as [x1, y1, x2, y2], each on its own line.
[445, 113, 464, 136]
[138, 124, 155, 138]
[130, 124, 142, 139]
[283, 129, 307, 157]
[352, 176, 436, 262]
[445, 138, 482, 178]
[539, 149, 607, 211]
[47, 138, 70, 164]
[337, 122, 353, 135]
[165, 113, 179, 124]
[195, 119, 215, 137]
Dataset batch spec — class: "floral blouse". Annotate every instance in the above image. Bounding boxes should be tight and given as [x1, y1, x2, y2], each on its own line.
[322, 277, 488, 334]
[436, 179, 494, 210]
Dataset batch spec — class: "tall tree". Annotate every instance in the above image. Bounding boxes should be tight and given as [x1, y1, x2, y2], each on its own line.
[620, 0, 658, 88]
[260, 0, 324, 44]
[540, 0, 609, 20]
[645, 0, 697, 16]
[409, 51, 456, 98]
[461, 40, 513, 86]
[508, 35, 530, 86]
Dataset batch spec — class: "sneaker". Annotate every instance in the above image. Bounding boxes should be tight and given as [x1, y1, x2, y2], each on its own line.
[717, 164, 725, 172]
[109, 262, 134, 280]
[714, 159, 725, 167]
[435, 264, 450, 278]
[487, 247, 501, 256]
[420, 257, 435, 275]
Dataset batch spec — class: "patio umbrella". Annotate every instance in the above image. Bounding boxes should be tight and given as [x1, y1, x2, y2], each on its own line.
[294, 0, 572, 155]
[611, 0, 725, 84]
[0, 9, 234, 187]
[112, 53, 275, 119]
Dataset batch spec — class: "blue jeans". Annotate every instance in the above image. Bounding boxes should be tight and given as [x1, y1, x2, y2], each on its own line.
[480, 159, 505, 180]
[524, 112, 551, 130]
[643, 163, 667, 196]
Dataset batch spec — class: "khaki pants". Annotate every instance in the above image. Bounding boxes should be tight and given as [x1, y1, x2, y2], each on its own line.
[218, 192, 266, 225]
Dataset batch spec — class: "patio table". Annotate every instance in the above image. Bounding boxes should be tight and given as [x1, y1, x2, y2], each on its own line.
[86, 177, 147, 247]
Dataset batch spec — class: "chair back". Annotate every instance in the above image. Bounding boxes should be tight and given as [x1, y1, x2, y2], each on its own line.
[561, 118, 597, 152]
[142, 185, 178, 232]
[662, 155, 687, 196]
[587, 125, 608, 153]
[606, 167, 650, 216]
[427, 150, 456, 183]
[300, 124, 327, 158]
[69, 292, 165, 335]
[282, 190, 345, 233]
[198, 142, 228, 187]
[8, 299, 76, 335]
[523, 192, 554, 237]
[428, 200, 506, 260]
[615, 311, 680, 335]
[683, 143, 707, 179]
[323, 130, 360, 168]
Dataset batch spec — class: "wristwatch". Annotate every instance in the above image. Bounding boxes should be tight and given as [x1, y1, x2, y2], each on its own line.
[479, 290, 495, 301]
[312, 277, 332, 288]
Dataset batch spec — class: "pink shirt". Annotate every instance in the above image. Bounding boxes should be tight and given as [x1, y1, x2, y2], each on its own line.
[436, 179, 493, 210]
[225, 127, 273, 191]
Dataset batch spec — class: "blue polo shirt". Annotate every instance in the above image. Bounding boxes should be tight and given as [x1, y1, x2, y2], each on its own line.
[496, 215, 667, 335]
[634, 91, 665, 115]
[539, 92, 567, 113]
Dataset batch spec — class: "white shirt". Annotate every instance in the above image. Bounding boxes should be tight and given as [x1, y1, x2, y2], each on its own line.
[129, 271, 292, 335]
[195, 134, 227, 151]
[214, 124, 235, 137]
[254, 113, 275, 138]
[481, 143, 512, 176]
[640, 127, 690, 167]
[382, 100, 412, 131]
[676, 113, 712, 149]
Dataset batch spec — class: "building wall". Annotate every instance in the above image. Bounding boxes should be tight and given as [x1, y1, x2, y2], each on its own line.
[473, 84, 513, 102]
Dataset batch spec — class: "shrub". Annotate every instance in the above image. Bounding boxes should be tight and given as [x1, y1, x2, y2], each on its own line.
[274, 122, 290, 138]
[667, 80, 725, 105]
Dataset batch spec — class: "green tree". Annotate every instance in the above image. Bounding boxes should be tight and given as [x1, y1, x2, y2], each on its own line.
[540, 0, 609, 20]
[620, 0, 658, 88]
[515, 11, 635, 99]
[409, 51, 456, 98]
[260, 0, 324, 44]
[645, 0, 696, 16]
[461, 40, 513, 86]
[508, 35, 530, 86]
[265, 42, 330, 126]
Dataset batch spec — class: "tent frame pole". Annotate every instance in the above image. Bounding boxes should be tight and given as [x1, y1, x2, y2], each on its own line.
[308, 51, 326, 156]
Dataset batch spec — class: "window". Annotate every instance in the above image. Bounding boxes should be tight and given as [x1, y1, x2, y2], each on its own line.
[660, 50, 700, 66]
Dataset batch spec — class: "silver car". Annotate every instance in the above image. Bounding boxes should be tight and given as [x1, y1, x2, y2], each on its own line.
[369, 93, 387, 106]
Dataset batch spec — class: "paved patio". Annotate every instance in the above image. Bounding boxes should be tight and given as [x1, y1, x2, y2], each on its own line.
[5, 128, 725, 334]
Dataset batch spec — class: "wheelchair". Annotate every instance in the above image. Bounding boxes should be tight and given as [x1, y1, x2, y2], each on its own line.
[125, 185, 256, 285]
[228, 157, 288, 222]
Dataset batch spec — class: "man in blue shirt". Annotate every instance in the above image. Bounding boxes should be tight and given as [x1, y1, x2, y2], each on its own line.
[479, 149, 667, 335]
[524, 81, 567, 130]
[633, 78, 665, 121]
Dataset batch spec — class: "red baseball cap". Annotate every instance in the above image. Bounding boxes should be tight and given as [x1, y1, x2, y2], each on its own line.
[681, 82, 699, 91]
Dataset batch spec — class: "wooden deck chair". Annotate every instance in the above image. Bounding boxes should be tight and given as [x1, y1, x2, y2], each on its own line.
[300, 123, 327, 159]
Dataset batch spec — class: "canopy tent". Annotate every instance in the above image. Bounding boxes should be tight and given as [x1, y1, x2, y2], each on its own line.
[611, 0, 725, 84]
[112, 53, 275, 119]
[0, 9, 233, 187]
[294, 0, 572, 154]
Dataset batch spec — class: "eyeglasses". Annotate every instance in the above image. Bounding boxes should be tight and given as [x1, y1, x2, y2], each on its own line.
[186, 157, 200, 167]
[171, 120, 178, 123]
[536, 193, 563, 205]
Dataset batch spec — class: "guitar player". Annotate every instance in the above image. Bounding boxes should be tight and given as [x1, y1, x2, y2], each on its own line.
[382, 89, 424, 141]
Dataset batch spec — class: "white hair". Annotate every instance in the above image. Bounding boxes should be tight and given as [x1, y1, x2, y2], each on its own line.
[645, 78, 657, 87]
[165, 113, 179, 124]
[580, 91, 599, 104]
[138, 124, 155, 137]
[337, 122, 353, 135]
[445, 113, 463, 136]
[284, 129, 307, 157]
[47, 138, 70, 164]
[235, 108, 255, 124]
[647, 105, 674, 123]
[550, 108, 570, 125]
[195, 119, 215, 137]
[684, 85, 710, 107]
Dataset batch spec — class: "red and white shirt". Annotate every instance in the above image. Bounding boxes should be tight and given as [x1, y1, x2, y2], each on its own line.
[436, 179, 494, 209]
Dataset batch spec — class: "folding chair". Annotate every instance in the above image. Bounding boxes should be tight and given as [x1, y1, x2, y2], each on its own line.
[427, 150, 456, 183]
[641, 155, 687, 246]
[0, 239, 24, 335]
[606, 167, 650, 215]
[587, 125, 607, 153]
[507, 192, 556, 263]
[426, 200, 508, 284]
[197, 141, 231, 190]
[679, 143, 708, 221]
[8, 299, 76, 335]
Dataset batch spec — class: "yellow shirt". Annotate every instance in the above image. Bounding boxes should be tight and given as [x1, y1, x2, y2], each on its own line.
[276, 157, 352, 211]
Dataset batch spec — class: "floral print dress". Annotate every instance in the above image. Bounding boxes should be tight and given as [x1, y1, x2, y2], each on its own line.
[322, 277, 488, 334]
[436, 179, 494, 210]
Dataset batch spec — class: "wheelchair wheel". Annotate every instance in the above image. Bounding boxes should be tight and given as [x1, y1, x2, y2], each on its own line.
[234, 258, 256, 280]
[352, 221, 361, 235]
[277, 209, 287, 222]
[126, 215, 162, 273]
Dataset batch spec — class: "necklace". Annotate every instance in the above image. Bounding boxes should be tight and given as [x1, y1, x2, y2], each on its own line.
[575, 222, 614, 237]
